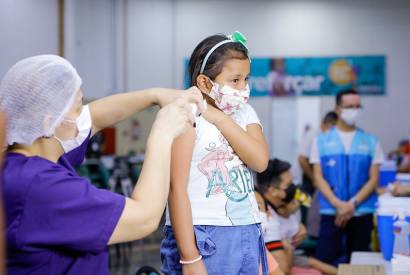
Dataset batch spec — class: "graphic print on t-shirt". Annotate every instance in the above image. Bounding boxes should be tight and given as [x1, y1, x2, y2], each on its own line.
[197, 134, 257, 225]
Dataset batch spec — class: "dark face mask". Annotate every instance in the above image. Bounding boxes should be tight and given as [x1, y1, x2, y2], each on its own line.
[282, 183, 297, 203]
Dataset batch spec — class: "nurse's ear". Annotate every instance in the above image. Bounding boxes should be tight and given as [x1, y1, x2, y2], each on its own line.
[42, 115, 55, 136]
[196, 74, 213, 95]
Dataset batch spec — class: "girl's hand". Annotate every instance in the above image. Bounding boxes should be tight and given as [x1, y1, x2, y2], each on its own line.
[151, 98, 194, 140]
[182, 260, 208, 275]
[202, 103, 225, 125]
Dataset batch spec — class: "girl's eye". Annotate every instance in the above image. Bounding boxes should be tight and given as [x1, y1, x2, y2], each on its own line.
[232, 79, 239, 83]
[245, 76, 250, 82]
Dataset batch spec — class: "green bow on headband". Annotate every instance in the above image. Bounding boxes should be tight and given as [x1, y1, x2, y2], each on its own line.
[229, 31, 248, 49]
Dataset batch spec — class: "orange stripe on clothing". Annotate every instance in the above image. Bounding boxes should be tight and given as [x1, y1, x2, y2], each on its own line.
[266, 241, 284, 251]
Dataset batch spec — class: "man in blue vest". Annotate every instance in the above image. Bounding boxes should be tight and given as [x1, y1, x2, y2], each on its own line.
[310, 89, 384, 265]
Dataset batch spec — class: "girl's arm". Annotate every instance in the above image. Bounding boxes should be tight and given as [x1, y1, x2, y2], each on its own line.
[89, 88, 203, 135]
[168, 127, 208, 274]
[203, 105, 269, 172]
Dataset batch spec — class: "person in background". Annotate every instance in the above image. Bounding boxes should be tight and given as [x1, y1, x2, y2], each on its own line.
[298, 111, 338, 196]
[310, 89, 384, 265]
[256, 159, 337, 275]
[298, 111, 338, 237]
[388, 182, 410, 197]
[388, 139, 409, 172]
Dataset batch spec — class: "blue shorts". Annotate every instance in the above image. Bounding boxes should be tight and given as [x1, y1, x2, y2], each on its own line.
[160, 224, 268, 275]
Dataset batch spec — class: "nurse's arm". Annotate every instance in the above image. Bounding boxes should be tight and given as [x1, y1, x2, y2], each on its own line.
[108, 128, 173, 244]
[88, 88, 203, 135]
[349, 164, 379, 204]
[108, 98, 194, 244]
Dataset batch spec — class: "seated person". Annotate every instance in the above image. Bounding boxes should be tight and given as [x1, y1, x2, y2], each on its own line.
[389, 181, 410, 197]
[388, 139, 409, 173]
[377, 181, 410, 197]
[256, 159, 337, 275]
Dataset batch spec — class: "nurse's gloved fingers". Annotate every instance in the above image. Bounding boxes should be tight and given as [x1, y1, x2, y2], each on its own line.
[155, 100, 193, 139]
[184, 87, 205, 115]
[170, 98, 196, 127]
[181, 102, 195, 126]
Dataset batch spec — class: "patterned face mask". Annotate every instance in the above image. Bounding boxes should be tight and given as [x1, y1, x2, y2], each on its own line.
[208, 80, 250, 115]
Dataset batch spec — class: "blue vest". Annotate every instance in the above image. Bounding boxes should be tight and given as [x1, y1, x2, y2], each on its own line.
[317, 127, 378, 215]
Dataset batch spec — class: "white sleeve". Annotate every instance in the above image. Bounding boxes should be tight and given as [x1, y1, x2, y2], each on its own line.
[299, 130, 315, 157]
[309, 136, 321, 164]
[372, 141, 385, 165]
[244, 104, 262, 127]
[264, 211, 282, 242]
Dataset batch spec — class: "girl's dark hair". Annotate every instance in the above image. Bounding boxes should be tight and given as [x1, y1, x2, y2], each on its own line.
[188, 34, 249, 87]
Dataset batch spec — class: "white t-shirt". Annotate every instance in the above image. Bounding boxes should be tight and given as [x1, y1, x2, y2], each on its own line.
[261, 206, 281, 243]
[299, 128, 319, 158]
[310, 129, 384, 165]
[278, 213, 300, 242]
[165, 104, 261, 226]
[261, 206, 300, 243]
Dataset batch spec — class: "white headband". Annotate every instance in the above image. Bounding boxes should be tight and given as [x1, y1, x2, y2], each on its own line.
[199, 40, 234, 74]
[199, 31, 250, 75]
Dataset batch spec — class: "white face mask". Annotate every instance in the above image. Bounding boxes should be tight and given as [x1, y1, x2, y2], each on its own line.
[340, 108, 361, 126]
[54, 105, 92, 153]
[209, 81, 250, 115]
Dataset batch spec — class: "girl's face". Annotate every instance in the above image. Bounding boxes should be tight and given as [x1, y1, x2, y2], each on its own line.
[213, 58, 250, 91]
[198, 58, 250, 107]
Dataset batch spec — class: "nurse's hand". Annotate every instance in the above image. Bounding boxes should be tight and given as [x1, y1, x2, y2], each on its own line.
[182, 259, 208, 275]
[151, 97, 195, 140]
[155, 87, 205, 114]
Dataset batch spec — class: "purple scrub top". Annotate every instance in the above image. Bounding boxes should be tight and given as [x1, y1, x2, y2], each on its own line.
[2, 131, 125, 275]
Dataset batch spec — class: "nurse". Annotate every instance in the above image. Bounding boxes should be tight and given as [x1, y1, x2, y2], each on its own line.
[0, 55, 203, 275]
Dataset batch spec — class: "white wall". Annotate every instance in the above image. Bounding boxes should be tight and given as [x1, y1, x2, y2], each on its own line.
[64, 0, 119, 99]
[123, 0, 410, 159]
[0, 0, 58, 78]
[126, 0, 175, 90]
[2, 0, 406, 161]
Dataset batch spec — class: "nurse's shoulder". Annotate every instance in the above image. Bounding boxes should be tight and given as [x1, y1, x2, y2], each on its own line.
[3, 152, 84, 208]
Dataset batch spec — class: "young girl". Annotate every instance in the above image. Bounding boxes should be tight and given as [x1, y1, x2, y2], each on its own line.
[160, 32, 270, 274]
